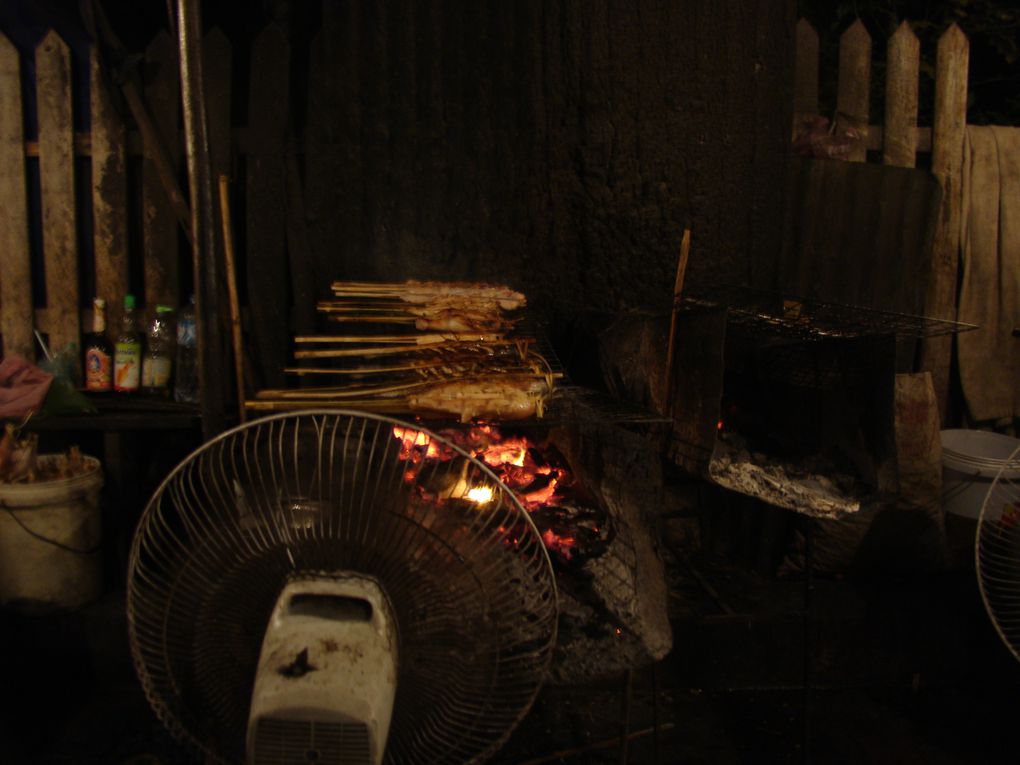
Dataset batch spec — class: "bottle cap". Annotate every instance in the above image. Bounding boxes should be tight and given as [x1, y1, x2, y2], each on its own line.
[124, 294, 136, 309]
[156, 305, 173, 314]
[94, 297, 106, 310]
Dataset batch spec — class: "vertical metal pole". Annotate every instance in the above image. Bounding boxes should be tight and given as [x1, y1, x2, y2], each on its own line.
[803, 522, 813, 765]
[619, 668, 633, 765]
[176, 0, 225, 438]
[651, 665, 660, 765]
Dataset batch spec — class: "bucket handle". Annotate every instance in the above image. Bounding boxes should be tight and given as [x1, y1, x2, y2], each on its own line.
[1, 499, 102, 556]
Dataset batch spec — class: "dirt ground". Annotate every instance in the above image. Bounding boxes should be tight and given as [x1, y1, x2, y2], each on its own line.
[1, 550, 1017, 764]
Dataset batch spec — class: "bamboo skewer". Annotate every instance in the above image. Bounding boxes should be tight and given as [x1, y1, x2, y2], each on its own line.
[256, 379, 434, 399]
[295, 333, 506, 345]
[246, 398, 407, 412]
[294, 339, 524, 359]
[323, 315, 417, 323]
[317, 302, 410, 312]
[256, 278, 548, 416]
[219, 174, 247, 424]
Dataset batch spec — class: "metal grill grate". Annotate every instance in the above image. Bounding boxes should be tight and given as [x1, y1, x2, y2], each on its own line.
[677, 284, 977, 340]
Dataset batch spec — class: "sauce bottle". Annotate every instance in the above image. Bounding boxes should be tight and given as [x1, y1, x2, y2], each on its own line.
[114, 294, 142, 393]
[84, 297, 113, 391]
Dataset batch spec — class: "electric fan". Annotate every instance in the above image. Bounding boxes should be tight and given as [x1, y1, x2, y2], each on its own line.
[127, 411, 558, 765]
[976, 443, 1020, 663]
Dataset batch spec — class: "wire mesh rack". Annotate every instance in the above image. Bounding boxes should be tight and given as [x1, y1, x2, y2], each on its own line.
[677, 284, 977, 341]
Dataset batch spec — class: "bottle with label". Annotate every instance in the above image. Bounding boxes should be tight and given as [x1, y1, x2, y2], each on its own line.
[114, 294, 142, 393]
[142, 305, 175, 396]
[84, 297, 113, 392]
[174, 295, 199, 404]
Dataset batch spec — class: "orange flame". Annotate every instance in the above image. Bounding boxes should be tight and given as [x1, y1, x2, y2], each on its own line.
[478, 436, 530, 468]
[521, 478, 558, 508]
[391, 424, 579, 560]
[393, 426, 440, 461]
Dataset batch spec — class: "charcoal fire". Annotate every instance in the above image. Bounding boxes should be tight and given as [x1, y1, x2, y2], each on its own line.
[392, 424, 612, 568]
[392, 422, 673, 683]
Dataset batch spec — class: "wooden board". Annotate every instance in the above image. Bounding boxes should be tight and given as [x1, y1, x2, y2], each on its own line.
[142, 30, 180, 311]
[90, 46, 128, 332]
[883, 21, 920, 168]
[793, 18, 819, 126]
[779, 156, 940, 317]
[246, 23, 290, 389]
[836, 20, 871, 162]
[668, 308, 728, 477]
[36, 30, 79, 353]
[0, 34, 33, 359]
[919, 24, 968, 422]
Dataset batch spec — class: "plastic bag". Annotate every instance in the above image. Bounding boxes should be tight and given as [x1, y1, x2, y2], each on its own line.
[38, 344, 97, 416]
[0, 356, 53, 419]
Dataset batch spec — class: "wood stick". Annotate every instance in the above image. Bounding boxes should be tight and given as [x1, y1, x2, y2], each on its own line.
[284, 362, 442, 375]
[663, 228, 691, 417]
[294, 333, 506, 345]
[317, 302, 409, 312]
[245, 398, 410, 412]
[293, 340, 520, 359]
[323, 314, 417, 323]
[218, 173, 247, 423]
[256, 380, 432, 399]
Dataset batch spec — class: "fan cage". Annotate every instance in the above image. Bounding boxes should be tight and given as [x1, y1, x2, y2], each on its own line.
[127, 410, 558, 765]
[975, 443, 1020, 665]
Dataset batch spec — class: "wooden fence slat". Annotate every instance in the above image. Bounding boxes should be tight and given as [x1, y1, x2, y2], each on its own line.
[246, 23, 290, 389]
[203, 26, 232, 317]
[793, 19, 819, 127]
[0, 34, 33, 360]
[142, 30, 180, 311]
[883, 21, 920, 168]
[36, 30, 79, 352]
[202, 27, 239, 393]
[90, 46, 128, 332]
[836, 19, 871, 162]
[920, 23, 969, 421]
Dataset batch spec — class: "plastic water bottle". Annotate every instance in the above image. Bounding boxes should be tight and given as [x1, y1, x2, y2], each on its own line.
[174, 296, 199, 404]
[142, 305, 175, 396]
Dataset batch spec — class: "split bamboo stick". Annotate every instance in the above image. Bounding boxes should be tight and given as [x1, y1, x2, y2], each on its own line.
[219, 173, 247, 424]
[294, 332, 506, 345]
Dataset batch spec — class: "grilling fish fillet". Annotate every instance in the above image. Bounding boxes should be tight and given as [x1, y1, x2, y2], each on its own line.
[407, 376, 549, 423]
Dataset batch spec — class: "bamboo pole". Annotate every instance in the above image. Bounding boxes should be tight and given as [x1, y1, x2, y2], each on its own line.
[219, 173, 246, 423]
[662, 228, 691, 416]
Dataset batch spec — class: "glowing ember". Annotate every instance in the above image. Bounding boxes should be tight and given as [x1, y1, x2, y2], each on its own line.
[480, 436, 529, 468]
[393, 426, 440, 461]
[520, 478, 558, 508]
[466, 485, 495, 504]
[391, 424, 607, 566]
[542, 528, 576, 561]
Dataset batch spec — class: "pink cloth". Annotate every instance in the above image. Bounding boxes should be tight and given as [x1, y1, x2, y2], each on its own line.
[0, 356, 53, 418]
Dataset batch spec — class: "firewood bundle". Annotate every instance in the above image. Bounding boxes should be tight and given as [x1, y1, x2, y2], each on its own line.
[248, 280, 560, 422]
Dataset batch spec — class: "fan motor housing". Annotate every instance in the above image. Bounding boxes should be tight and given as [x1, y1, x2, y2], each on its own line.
[247, 574, 398, 765]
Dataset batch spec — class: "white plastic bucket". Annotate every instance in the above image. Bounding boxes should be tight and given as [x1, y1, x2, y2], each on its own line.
[941, 430, 1020, 518]
[0, 455, 104, 608]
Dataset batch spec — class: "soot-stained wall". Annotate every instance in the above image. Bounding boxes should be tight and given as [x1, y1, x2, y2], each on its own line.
[298, 0, 796, 325]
